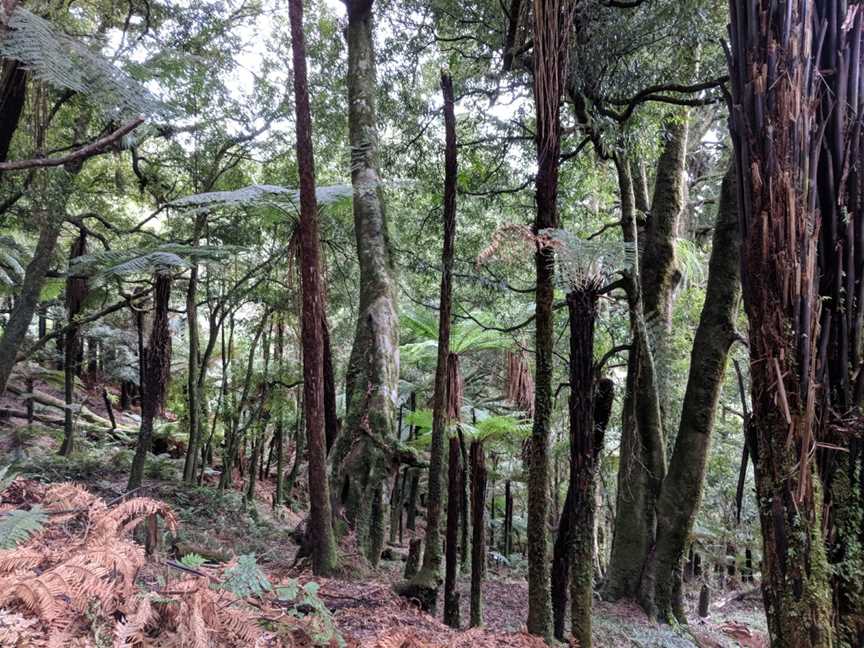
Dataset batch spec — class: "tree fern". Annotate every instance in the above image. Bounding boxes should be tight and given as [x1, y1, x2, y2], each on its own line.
[0, 8, 168, 120]
[69, 244, 235, 279]
[0, 506, 47, 549]
[168, 183, 352, 215]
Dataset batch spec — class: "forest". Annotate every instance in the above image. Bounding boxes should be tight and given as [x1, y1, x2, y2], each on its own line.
[0, 0, 861, 646]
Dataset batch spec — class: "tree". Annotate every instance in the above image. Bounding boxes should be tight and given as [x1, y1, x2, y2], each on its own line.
[288, 0, 338, 577]
[128, 272, 172, 491]
[329, 0, 400, 565]
[526, 0, 573, 636]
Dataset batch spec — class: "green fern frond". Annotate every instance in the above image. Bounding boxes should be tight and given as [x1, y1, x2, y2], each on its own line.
[0, 506, 48, 549]
[219, 554, 271, 598]
[0, 8, 168, 120]
[0, 465, 16, 493]
[169, 183, 352, 215]
[70, 244, 236, 279]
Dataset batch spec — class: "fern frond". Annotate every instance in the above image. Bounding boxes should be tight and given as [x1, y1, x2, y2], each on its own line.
[169, 183, 352, 214]
[0, 7, 168, 120]
[0, 506, 47, 549]
[114, 593, 155, 647]
[0, 547, 43, 573]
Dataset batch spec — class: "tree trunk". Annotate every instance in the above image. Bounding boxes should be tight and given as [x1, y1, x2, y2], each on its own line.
[288, 0, 338, 577]
[459, 428, 470, 574]
[60, 231, 88, 457]
[183, 213, 206, 483]
[443, 434, 462, 628]
[0, 59, 26, 173]
[405, 392, 420, 531]
[726, 2, 835, 644]
[640, 165, 741, 622]
[322, 315, 340, 453]
[603, 154, 666, 600]
[469, 440, 487, 628]
[329, 0, 400, 564]
[406, 71, 458, 610]
[526, 0, 568, 635]
[504, 479, 513, 556]
[128, 273, 172, 491]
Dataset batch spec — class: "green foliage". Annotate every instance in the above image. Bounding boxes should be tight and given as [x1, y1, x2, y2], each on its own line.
[461, 413, 532, 442]
[277, 580, 345, 647]
[0, 464, 17, 493]
[179, 552, 207, 569]
[218, 553, 272, 598]
[0, 505, 48, 549]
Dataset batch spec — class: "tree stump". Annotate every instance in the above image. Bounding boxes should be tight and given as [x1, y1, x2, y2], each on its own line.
[699, 583, 710, 618]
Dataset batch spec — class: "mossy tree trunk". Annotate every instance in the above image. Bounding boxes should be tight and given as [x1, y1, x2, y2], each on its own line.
[288, 0, 338, 576]
[329, 0, 400, 565]
[639, 165, 741, 622]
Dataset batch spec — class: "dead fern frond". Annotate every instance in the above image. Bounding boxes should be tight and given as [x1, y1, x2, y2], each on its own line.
[91, 497, 178, 543]
[114, 593, 155, 647]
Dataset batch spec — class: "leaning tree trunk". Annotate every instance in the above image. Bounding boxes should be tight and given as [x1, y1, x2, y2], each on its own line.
[329, 0, 400, 564]
[288, 0, 339, 576]
[639, 165, 741, 622]
[526, 0, 570, 636]
[0, 215, 62, 395]
[402, 71, 459, 613]
[128, 273, 172, 491]
[726, 1, 834, 645]
[60, 231, 89, 457]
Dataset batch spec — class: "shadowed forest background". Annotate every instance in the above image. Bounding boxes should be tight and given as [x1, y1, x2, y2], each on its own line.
[0, 0, 861, 646]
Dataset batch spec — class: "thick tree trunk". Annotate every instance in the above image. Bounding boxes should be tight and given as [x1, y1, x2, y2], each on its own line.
[469, 440, 487, 628]
[443, 434, 462, 628]
[128, 273, 172, 491]
[604, 153, 667, 600]
[288, 0, 338, 576]
[640, 165, 741, 622]
[329, 0, 400, 564]
[405, 72, 459, 611]
[726, 2, 835, 644]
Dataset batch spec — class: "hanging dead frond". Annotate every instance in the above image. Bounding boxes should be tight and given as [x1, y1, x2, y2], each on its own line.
[505, 351, 535, 417]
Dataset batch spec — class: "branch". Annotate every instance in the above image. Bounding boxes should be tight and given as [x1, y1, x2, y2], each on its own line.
[0, 117, 144, 172]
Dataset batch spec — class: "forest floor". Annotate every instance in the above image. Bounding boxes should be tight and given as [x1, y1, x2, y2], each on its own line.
[0, 377, 769, 647]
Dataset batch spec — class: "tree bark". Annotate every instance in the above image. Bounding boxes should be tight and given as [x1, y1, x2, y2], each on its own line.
[405, 71, 458, 611]
[128, 273, 172, 491]
[288, 0, 338, 577]
[469, 440, 487, 628]
[726, 2, 835, 644]
[0, 59, 26, 173]
[329, 0, 400, 564]
[640, 165, 741, 622]
[60, 231, 88, 457]
[443, 433, 462, 628]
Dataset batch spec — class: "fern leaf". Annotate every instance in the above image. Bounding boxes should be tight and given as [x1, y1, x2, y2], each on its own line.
[0, 506, 47, 549]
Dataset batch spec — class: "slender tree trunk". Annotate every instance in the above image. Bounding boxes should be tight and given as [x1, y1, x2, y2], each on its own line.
[128, 274, 172, 491]
[329, 0, 399, 563]
[288, 0, 338, 576]
[60, 231, 88, 456]
[469, 440, 487, 628]
[274, 317, 286, 507]
[322, 315, 339, 453]
[443, 434, 462, 628]
[504, 479, 513, 556]
[640, 165, 741, 621]
[183, 214, 206, 482]
[404, 71, 458, 611]
[526, 0, 570, 635]
[459, 428, 470, 574]
[405, 392, 420, 531]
